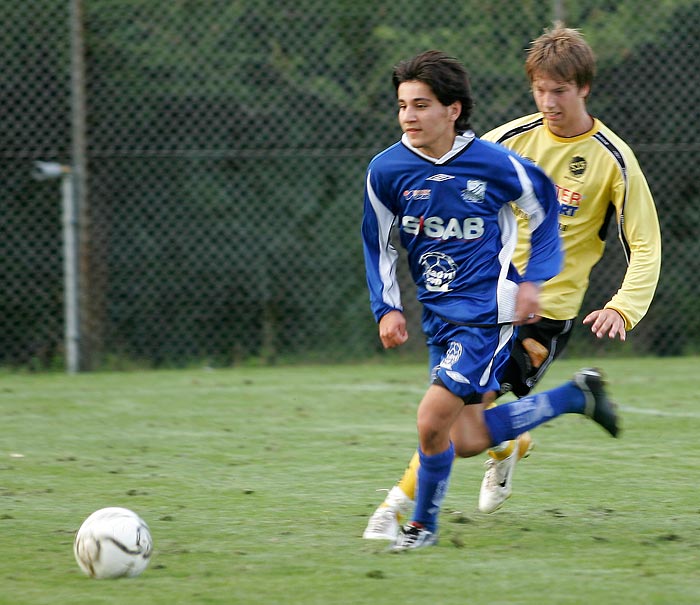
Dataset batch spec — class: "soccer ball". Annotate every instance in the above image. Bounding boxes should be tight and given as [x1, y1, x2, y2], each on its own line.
[74, 507, 153, 579]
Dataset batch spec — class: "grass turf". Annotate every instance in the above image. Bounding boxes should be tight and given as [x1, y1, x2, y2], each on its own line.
[1, 357, 699, 604]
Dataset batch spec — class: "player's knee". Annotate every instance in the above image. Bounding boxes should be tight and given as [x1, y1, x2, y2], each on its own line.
[416, 417, 442, 447]
[453, 442, 484, 458]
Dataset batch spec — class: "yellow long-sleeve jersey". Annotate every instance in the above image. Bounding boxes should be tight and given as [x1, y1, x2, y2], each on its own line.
[482, 113, 661, 330]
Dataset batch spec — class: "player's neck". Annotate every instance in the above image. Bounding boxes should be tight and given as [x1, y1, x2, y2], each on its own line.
[547, 112, 594, 138]
[421, 134, 457, 159]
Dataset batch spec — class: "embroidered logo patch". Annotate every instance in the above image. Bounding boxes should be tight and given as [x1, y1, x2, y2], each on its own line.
[461, 179, 486, 203]
[569, 156, 587, 177]
[427, 174, 455, 182]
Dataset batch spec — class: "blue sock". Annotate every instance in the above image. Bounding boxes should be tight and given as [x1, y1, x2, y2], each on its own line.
[484, 381, 585, 445]
[412, 442, 454, 533]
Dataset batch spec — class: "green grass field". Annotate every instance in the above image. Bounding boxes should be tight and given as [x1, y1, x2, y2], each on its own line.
[1, 357, 699, 605]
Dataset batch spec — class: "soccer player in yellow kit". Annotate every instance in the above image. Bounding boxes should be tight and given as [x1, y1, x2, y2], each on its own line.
[363, 24, 661, 540]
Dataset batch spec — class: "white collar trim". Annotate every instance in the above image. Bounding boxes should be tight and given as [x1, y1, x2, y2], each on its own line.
[401, 130, 475, 164]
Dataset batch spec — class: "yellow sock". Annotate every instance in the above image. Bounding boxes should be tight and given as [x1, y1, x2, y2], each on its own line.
[488, 433, 533, 461]
[487, 439, 517, 461]
[395, 451, 420, 501]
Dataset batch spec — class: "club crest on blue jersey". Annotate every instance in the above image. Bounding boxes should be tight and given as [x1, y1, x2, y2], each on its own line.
[419, 251, 458, 292]
[461, 179, 487, 203]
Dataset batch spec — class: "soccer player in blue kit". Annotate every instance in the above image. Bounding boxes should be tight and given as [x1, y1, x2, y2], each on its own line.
[361, 50, 620, 551]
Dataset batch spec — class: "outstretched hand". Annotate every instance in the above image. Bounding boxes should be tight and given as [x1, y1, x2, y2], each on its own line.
[583, 308, 627, 341]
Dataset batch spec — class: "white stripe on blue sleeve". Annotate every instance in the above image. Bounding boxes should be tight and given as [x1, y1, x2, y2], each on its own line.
[366, 171, 402, 310]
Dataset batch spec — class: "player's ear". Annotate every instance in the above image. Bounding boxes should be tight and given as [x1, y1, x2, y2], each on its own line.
[448, 100, 461, 123]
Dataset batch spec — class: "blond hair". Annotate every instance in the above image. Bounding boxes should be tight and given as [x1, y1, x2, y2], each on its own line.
[525, 23, 596, 91]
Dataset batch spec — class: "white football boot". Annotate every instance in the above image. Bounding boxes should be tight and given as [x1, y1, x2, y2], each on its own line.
[362, 486, 414, 540]
[478, 437, 524, 514]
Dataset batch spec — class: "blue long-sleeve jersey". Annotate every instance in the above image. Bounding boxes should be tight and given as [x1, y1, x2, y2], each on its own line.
[362, 132, 562, 328]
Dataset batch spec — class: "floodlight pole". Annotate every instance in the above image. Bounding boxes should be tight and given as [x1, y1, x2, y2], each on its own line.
[61, 170, 80, 374]
[31, 162, 79, 373]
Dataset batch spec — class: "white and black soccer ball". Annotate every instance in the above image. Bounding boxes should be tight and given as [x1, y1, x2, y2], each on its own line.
[74, 507, 153, 579]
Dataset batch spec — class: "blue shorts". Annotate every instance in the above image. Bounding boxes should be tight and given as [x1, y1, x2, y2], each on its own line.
[426, 322, 514, 403]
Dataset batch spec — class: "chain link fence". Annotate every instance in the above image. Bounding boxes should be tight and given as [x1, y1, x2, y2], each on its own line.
[3, 0, 699, 371]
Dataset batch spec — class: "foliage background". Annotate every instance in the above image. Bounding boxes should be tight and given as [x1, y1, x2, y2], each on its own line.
[2, 0, 699, 370]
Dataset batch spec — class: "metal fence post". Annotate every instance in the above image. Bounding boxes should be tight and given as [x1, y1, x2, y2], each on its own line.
[70, 0, 90, 370]
[553, 0, 565, 23]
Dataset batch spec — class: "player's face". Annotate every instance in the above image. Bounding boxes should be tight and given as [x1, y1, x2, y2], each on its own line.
[531, 74, 591, 138]
[397, 80, 460, 159]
